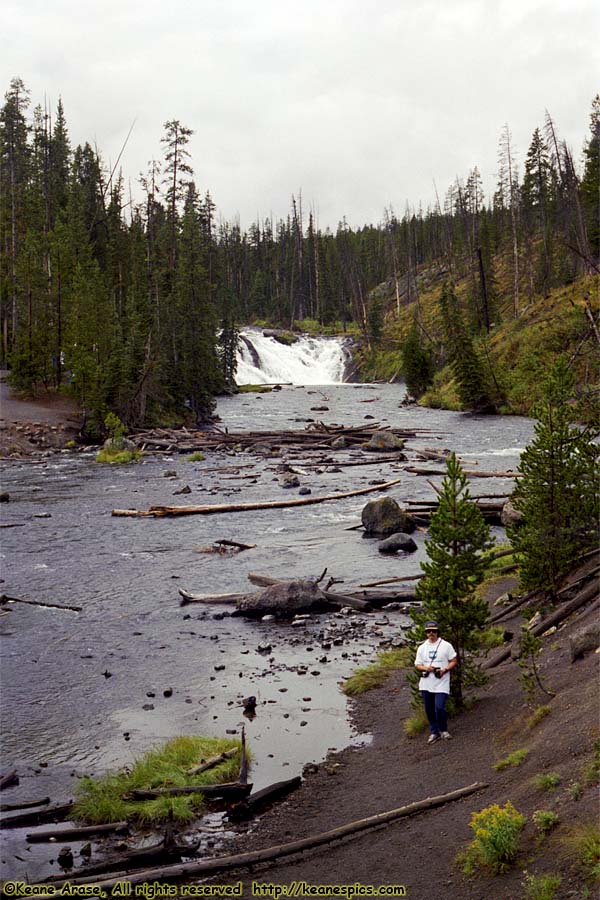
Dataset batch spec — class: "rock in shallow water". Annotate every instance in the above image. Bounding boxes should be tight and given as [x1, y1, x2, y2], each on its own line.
[361, 497, 416, 536]
[378, 532, 418, 554]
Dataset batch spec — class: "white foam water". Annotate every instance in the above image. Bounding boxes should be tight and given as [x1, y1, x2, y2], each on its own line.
[236, 329, 348, 385]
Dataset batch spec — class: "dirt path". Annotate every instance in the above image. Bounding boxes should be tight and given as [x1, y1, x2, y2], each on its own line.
[0, 371, 81, 456]
[207, 576, 599, 900]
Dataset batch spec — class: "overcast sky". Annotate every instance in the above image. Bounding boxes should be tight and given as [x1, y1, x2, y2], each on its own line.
[3, 0, 598, 230]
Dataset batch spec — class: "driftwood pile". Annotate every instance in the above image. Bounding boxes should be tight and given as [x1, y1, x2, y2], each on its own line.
[131, 422, 433, 454]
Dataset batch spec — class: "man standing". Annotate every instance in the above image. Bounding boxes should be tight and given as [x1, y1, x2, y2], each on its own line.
[415, 620, 457, 744]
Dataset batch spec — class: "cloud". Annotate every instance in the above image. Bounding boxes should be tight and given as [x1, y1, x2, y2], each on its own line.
[3, 0, 598, 228]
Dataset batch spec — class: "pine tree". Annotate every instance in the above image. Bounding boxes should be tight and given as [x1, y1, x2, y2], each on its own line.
[522, 127, 554, 297]
[508, 358, 599, 594]
[580, 95, 600, 262]
[0, 77, 31, 361]
[174, 183, 223, 423]
[412, 453, 493, 704]
[439, 282, 496, 412]
[402, 320, 433, 398]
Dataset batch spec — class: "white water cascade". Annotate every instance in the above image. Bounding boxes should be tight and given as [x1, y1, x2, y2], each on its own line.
[236, 329, 349, 385]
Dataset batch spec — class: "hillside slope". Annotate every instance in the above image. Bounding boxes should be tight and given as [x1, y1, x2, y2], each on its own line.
[357, 269, 599, 421]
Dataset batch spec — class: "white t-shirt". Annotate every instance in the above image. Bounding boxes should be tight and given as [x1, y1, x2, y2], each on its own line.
[415, 637, 457, 693]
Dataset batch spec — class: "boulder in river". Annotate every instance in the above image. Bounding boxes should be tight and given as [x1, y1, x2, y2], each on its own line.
[104, 437, 136, 452]
[236, 580, 328, 617]
[361, 497, 416, 536]
[280, 474, 300, 489]
[365, 432, 406, 452]
[501, 499, 523, 527]
[378, 533, 418, 554]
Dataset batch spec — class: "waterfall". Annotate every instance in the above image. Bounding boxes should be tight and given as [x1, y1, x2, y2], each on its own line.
[236, 329, 349, 385]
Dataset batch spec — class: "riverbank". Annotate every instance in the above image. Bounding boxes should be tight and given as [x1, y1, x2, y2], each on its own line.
[0, 371, 81, 457]
[211, 569, 599, 900]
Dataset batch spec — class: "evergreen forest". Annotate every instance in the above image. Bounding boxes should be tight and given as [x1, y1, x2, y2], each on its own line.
[1, 78, 598, 435]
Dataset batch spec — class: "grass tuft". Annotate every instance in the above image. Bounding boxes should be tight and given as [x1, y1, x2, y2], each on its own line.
[342, 647, 413, 696]
[522, 873, 562, 900]
[403, 709, 429, 738]
[569, 781, 583, 801]
[583, 738, 600, 785]
[527, 705, 551, 728]
[96, 448, 142, 465]
[493, 748, 529, 771]
[73, 735, 242, 825]
[186, 452, 205, 462]
[560, 824, 600, 882]
[533, 772, 561, 791]
[238, 384, 273, 393]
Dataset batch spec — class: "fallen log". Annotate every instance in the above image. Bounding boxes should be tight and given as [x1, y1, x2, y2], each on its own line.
[246, 574, 372, 612]
[484, 581, 599, 670]
[124, 782, 252, 801]
[300, 454, 406, 470]
[0, 770, 19, 791]
[187, 748, 238, 776]
[359, 575, 423, 588]
[0, 802, 73, 829]
[239, 728, 249, 786]
[228, 777, 302, 822]
[31, 782, 486, 894]
[405, 466, 519, 479]
[26, 820, 128, 843]
[179, 589, 244, 606]
[489, 589, 539, 624]
[0, 594, 82, 613]
[345, 589, 417, 604]
[112, 478, 402, 518]
[0, 796, 50, 813]
[214, 540, 256, 551]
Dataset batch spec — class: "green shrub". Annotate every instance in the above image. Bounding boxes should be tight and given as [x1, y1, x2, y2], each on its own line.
[73, 735, 243, 825]
[187, 452, 206, 462]
[104, 411, 125, 446]
[533, 773, 561, 791]
[494, 748, 529, 771]
[533, 809, 560, 835]
[458, 801, 526, 874]
[522, 872, 562, 900]
[342, 647, 413, 696]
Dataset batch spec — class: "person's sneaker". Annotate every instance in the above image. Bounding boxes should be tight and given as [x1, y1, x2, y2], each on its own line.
[441, 731, 452, 740]
[427, 733, 440, 744]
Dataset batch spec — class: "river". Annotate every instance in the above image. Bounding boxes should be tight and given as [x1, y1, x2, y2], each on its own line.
[0, 375, 534, 880]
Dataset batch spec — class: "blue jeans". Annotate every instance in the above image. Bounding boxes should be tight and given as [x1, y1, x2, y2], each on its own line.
[421, 690, 449, 735]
